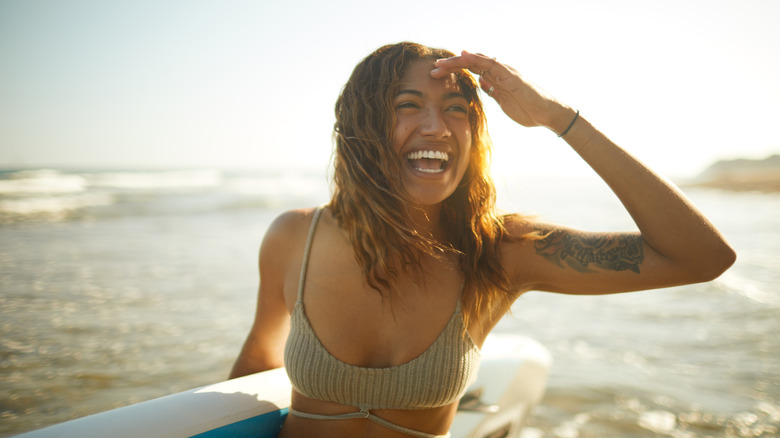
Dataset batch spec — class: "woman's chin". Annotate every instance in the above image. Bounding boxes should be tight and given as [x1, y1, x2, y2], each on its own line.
[405, 185, 459, 208]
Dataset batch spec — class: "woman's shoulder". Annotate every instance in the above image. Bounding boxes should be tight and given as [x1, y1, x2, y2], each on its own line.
[264, 205, 343, 246]
[260, 207, 323, 259]
[502, 213, 544, 238]
[498, 213, 550, 269]
[267, 207, 320, 234]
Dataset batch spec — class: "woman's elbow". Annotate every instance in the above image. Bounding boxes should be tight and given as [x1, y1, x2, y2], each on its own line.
[715, 244, 737, 277]
[693, 242, 737, 283]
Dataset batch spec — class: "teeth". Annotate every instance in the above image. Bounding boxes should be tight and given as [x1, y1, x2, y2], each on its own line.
[405, 150, 449, 161]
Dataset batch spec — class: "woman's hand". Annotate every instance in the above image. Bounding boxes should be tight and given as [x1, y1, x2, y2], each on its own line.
[431, 50, 574, 134]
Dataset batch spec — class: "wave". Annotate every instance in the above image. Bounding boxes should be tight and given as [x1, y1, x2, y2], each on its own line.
[0, 168, 330, 222]
[0, 168, 225, 193]
[84, 169, 223, 190]
[0, 193, 115, 217]
[716, 271, 780, 307]
[0, 169, 87, 195]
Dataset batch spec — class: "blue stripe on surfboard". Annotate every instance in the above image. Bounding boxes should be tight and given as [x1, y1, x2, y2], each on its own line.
[190, 408, 288, 438]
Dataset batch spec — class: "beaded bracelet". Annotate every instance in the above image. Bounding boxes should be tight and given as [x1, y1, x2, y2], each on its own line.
[558, 110, 580, 138]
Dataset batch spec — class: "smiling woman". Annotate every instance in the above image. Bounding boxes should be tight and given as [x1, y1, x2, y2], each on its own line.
[229, 41, 735, 438]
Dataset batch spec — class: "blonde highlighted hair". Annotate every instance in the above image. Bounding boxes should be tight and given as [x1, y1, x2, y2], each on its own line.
[330, 42, 515, 327]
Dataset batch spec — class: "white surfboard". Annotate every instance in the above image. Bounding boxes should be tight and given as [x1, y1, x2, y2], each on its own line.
[16, 334, 550, 438]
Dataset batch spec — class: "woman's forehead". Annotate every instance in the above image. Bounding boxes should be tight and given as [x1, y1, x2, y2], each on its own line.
[398, 59, 462, 94]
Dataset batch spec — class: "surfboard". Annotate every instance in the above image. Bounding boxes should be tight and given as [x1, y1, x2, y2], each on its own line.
[16, 334, 550, 438]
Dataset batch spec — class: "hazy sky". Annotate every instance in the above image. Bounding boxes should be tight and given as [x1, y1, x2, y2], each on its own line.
[1, 0, 778, 177]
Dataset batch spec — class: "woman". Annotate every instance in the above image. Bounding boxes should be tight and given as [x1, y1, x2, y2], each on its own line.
[229, 42, 735, 438]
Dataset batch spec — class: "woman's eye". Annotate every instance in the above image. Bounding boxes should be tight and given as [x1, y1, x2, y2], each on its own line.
[396, 102, 420, 109]
[447, 104, 468, 114]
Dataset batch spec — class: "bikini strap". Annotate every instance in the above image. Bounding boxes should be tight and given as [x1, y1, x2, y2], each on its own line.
[289, 408, 451, 438]
[455, 280, 465, 313]
[296, 206, 324, 303]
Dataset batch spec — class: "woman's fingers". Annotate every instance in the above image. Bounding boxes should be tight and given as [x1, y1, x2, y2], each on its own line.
[479, 76, 494, 95]
[432, 50, 520, 101]
[431, 50, 502, 80]
[433, 51, 508, 105]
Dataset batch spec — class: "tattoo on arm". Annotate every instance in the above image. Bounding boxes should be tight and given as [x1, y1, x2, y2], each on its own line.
[534, 230, 644, 274]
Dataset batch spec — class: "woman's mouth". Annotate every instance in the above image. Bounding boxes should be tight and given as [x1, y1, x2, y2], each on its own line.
[405, 150, 449, 174]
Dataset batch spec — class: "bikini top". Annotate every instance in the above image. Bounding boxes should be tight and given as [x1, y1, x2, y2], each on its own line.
[283, 207, 481, 411]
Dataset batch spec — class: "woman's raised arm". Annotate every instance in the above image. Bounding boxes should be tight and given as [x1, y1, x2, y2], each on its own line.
[433, 51, 736, 294]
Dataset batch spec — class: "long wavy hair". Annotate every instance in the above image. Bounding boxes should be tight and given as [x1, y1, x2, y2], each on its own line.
[330, 42, 515, 327]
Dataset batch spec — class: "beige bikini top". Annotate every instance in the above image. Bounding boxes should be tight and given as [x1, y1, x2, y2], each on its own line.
[283, 207, 481, 412]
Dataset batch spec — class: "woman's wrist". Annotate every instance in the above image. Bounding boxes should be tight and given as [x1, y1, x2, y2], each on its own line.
[547, 105, 578, 136]
[557, 110, 580, 137]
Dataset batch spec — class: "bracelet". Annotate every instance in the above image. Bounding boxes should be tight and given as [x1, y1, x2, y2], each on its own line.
[557, 110, 579, 137]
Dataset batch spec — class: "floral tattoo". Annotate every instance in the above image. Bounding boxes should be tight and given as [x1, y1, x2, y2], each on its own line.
[534, 230, 644, 274]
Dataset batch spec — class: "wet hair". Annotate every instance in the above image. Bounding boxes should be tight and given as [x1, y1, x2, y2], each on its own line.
[330, 42, 515, 327]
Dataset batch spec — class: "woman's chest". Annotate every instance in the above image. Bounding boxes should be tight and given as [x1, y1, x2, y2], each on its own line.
[294, 250, 467, 368]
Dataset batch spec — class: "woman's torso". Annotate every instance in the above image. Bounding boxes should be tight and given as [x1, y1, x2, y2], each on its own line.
[277, 207, 491, 437]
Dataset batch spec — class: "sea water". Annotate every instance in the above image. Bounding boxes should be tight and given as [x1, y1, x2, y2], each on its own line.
[1, 168, 777, 437]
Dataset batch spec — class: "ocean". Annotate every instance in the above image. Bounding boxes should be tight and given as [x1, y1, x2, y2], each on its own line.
[1, 168, 777, 437]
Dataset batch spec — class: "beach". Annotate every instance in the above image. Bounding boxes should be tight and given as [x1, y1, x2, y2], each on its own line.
[1, 168, 778, 437]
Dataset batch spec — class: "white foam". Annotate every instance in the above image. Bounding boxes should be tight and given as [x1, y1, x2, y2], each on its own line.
[552, 413, 590, 438]
[518, 428, 544, 438]
[756, 402, 780, 422]
[0, 193, 114, 215]
[0, 169, 87, 194]
[85, 170, 222, 189]
[716, 271, 780, 307]
[638, 410, 677, 434]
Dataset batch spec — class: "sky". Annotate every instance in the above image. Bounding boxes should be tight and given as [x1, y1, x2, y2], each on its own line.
[1, 0, 778, 178]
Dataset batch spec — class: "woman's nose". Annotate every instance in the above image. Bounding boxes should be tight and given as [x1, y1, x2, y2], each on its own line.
[419, 108, 451, 138]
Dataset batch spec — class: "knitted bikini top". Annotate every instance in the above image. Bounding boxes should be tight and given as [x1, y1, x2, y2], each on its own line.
[284, 207, 481, 411]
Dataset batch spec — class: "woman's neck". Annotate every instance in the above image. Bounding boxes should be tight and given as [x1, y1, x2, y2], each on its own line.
[409, 203, 447, 242]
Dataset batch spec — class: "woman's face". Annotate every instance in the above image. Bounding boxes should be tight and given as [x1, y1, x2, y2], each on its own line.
[391, 59, 472, 207]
